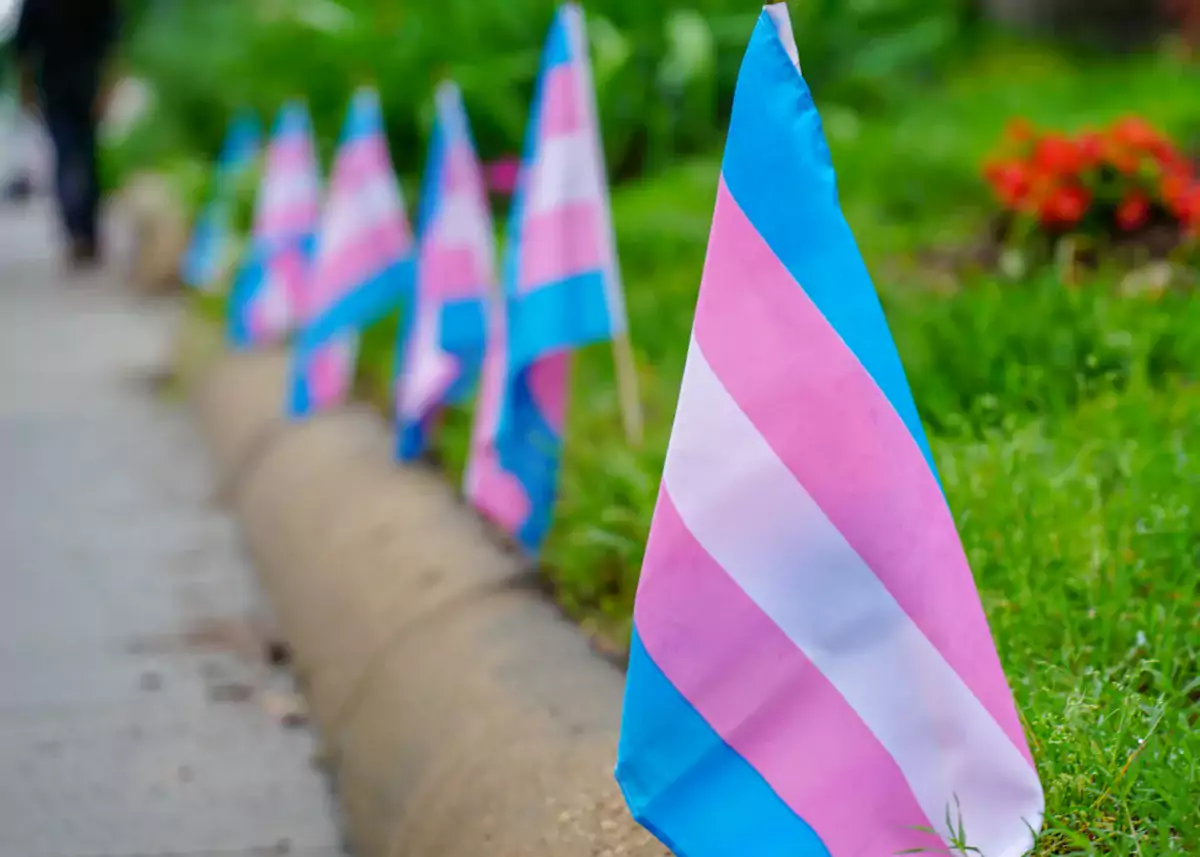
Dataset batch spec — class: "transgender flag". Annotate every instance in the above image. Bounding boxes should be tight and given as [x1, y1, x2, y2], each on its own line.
[396, 81, 493, 461]
[288, 88, 414, 418]
[475, 3, 627, 553]
[616, 6, 1044, 857]
[228, 100, 321, 349]
[181, 109, 260, 291]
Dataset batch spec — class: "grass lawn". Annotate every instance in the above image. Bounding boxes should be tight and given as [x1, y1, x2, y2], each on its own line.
[346, 36, 1200, 855]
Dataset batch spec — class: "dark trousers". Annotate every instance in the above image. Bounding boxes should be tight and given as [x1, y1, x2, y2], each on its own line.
[41, 94, 99, 246]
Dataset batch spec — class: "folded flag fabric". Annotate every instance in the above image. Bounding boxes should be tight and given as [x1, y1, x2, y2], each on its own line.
[228, 100, 322, 349]
[396, 81, 494, 461]
[615, 6, 1044, 857]
[475, 2, 627, 553]
[288, 87, 414, 418]
[181, 109, 261, 292]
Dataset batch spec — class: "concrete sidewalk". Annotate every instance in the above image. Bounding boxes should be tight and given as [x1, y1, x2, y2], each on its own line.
[0, 203, 346, 857]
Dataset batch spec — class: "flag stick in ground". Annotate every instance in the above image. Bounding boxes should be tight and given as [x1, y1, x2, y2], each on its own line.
[181, 109, 260, 292]
[471, 2, 635, 554]
[396, 80, 494, 461]
[227, 100, 321, 349]
[288, 87, 414, 419]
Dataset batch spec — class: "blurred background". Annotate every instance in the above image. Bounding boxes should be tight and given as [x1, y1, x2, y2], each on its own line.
[1, 1, 1198, 852]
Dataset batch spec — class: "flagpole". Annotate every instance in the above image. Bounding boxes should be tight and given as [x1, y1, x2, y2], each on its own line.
[568, 2, 644, 447]
[610, 330, 644, 447]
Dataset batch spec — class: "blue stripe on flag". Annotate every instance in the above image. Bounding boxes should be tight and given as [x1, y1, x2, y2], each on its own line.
[721, 14, 937, 477]
[227, 248, 268, 349]
[441, 297, 487, 404]
[341, 89, 383, 144]
[181, 205, 226, 289]
[617, 630, 832, 857]
[416, 126, 447, 237]
[495, 366, 562, 554]
[397, 415, 429, 462]
[542, 8, 574, 69]
[508, 270, 613, 373]
[276, 101, 312, 137]
[297, 257, 415, 354]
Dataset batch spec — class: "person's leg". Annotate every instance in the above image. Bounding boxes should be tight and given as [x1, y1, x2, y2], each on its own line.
[40, 103, 78, 238]
[41, 97, 98, 265]
[78, 109, 101, 257]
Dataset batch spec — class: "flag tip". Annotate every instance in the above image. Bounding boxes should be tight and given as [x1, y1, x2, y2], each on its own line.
[764, 3, 802, 73]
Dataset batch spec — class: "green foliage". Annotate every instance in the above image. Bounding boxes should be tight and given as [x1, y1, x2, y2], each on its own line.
[115, 0, 970, 184]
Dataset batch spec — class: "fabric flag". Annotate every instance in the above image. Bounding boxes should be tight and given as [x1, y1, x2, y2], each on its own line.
[470, 2, 628, 553]
[287, 88, 415, 418]
[181, 109, 261, 291]
[228, 100, 321, 349]
[396, 81, 494, 461]
[615, 6, 1044, 857]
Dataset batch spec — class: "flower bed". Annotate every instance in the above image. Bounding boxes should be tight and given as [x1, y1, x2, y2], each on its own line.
[984, 117, 1200, 268]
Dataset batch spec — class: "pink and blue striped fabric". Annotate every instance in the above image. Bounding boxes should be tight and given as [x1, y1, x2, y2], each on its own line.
[288, 88, 414, 419]
[615, 6, 1044, 857]
[228, 100, 321, 349]
[396, 81, 494, 461]
[475, 2, 627, 553]
[181, 109, 260, 292]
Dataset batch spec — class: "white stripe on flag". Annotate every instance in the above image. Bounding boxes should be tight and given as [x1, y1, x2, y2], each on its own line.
[527, 132, 603, 214]
[662, 337, 1044, 857]
[263, 172, 318, 215]
[433, 192, 492, 250]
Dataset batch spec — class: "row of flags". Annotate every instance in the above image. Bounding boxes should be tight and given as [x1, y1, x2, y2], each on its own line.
[182, 4, 1044, 856]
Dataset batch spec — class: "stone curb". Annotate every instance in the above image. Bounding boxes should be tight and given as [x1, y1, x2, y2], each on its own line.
[190, 347, 668, 857]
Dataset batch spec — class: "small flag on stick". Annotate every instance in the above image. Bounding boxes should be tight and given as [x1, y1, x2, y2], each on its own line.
[228, 100, 321, 349]
[469, 2, 634, 554]
[615, 6, 1044, 857]
[396, 81, 494, 460]
[181, 109, 260, 292]
[288, 88, 414, 418]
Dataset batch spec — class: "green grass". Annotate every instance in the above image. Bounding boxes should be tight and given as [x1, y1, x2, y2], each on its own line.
[352, 40, 1200, 853]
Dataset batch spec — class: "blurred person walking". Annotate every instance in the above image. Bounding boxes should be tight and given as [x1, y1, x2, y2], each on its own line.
[13, 0, 120, 267]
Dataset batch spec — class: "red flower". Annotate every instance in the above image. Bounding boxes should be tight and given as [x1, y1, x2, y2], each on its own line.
[1177, 184, 1200, 228]
[1039, 184, 1091, 228]
[1115, 191, 1151, 232]
[1078, 132, 1105, 169]
[1162, 171, 1193, 217]
[1111, 116, 1164, 152]
[1033, 134, 1083, 177]
[1101, 138, 1141, 175]
[985, 159, 1031, 208]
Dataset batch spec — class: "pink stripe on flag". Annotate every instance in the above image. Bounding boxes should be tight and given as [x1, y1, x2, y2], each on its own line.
[524, 353, 568, 432]
[420, 244, 485, 303]
[311, 222, 408, 312]
[468, 449, 530, 534]
[635, 493, 946, 856]
[517, 202, 604, 292]
[309, 338, 355, 411]
[465, 306, 528, 533]
[539, 66, 584, 138]
[692, 180, 1032, 762]
[270, 138, 315, 170]
[443, 144, 481, 195]
[335, 137, 391, 185]
[261, 205, 318, 238]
